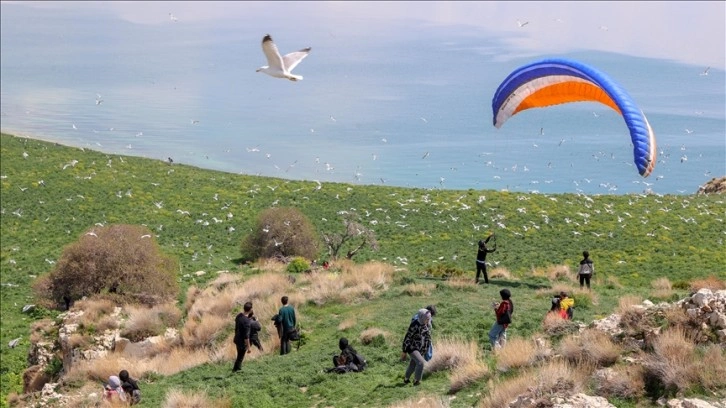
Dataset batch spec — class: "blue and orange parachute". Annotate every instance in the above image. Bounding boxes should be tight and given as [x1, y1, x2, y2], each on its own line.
[491, 58, 656, 177]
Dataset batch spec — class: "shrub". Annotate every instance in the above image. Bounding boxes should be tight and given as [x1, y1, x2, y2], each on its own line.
[689, 276, 726, 292]
[241, 207, 319, 260]
[495, 337, 538, 371]
[286, 256, 310, 274]
[643, 328, 698, 395]
[594, 365, 645, 400]
[33, 224, 179, 308]
[423, 263, 465, 279]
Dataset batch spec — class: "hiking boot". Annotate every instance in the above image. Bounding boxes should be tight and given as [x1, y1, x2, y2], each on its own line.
[403, 378, 410, 385]
[413, 380, 421, 386]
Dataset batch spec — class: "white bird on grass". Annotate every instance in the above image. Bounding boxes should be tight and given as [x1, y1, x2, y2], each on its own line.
[256, 34, 311, 81]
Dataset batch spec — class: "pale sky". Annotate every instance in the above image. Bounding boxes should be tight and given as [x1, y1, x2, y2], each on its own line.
[5, 1, 725, 69]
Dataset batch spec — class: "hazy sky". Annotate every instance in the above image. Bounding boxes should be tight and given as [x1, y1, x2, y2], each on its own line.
[6, 1, 724, 70]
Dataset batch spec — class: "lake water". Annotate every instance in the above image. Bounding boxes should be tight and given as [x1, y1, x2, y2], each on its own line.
[1, 3, 724, 195]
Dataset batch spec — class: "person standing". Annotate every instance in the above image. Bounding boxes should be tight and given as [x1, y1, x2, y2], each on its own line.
[400, 308, 432, 386]
[278, 295, 297, 355]
[476, 234, 496, 284]
[232, 302, 253, 372]
[489, 289, 513, 350]
[577, 250, 594, 289]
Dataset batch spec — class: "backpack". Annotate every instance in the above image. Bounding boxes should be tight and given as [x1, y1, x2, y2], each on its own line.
[498, 300, 513, 325]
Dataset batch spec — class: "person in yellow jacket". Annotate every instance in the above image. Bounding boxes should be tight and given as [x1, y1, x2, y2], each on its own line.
[559, 291, 574, 320]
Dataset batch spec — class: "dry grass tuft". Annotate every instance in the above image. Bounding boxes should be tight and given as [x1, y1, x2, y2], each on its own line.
[443, 277, 477, 291]
[546, 264, 573, 281]
[698, 344, 726, 390]
[359, 328, 389, 345]
[689, 275, 726, 292]
[162, 388, 231, 408]
[558, 329, 620, 367]
[449, 361, 489, 394]
[254, 258, 287, 274]
[542, 313, 577, 337]
[400, 283, 436, 297]
[643, 328, 698, 393]
[617, 294, 643, 313]
[605, 275, 624, 289]
[121, 306, 165, 342]
[387, 394, 450, 408]
[651, 277, 672, 291]
[595, 365, 645, 400]
[489, 267, 512, 280]
[181, 314, 229, 349]
[480, 372, 532, 408]
[424, 338, 479, 374]
[495, 337, 538, 371]
[650, 277, 674, 300]
[338, 317, 356, 331]
[208, 273, 240, 290]
[184, 286, 201, 314]
[29, 319, 56, 344]
[66, 346, 213, 384]
[67, 333, 91, 349]
[481, 360, 589, 407]
[74, 298, 116, 322]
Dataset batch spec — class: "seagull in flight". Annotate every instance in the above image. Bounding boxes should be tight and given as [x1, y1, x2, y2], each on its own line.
[700, 66, 710, 76]
[256, 34, 311, 81]
[517, 19, 529, 27]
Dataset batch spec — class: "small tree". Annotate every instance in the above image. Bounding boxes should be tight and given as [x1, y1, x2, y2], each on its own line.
[241, 207, 319, 260]
[322, 213, 379, 260]
[33, 224, 179, 308]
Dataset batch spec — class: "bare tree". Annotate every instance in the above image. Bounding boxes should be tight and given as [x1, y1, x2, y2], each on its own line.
[322, 214, 378, 260]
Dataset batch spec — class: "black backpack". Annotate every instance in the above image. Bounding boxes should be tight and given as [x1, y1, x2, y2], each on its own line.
[498, 300, 513, 325]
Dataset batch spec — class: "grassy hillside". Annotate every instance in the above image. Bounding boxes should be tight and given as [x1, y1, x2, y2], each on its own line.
[1, 133, 724, 407]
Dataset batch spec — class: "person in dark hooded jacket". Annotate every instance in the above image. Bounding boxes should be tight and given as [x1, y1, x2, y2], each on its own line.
[330, 337, 366, 373]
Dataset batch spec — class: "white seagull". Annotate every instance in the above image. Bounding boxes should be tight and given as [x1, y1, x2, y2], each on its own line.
[256, 34, 311, 81]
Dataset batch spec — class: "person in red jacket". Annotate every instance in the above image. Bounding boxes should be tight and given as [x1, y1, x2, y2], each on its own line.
[489, 289, 513, 350]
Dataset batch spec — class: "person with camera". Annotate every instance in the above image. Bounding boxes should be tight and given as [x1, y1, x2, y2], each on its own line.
[247, 309, 263, 351]
[489, 289, 513, 350]
[476, 233, 497, 284]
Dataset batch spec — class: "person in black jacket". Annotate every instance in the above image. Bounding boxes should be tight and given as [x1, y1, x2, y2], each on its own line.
[577, 250, 594, 289]
[476, 234, 496, 284]
[232, 302, 253, 372]
[331, 337, 366, 373]
[119, 369, 141, 405]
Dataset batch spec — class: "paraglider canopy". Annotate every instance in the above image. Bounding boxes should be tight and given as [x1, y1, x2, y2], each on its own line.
[491, 58, 656, 177]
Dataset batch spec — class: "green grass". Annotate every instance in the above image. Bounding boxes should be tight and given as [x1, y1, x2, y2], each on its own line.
[1, 133, 724, 407]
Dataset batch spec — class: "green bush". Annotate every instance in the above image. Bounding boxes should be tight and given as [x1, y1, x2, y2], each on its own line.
[423, 263, 466, 279]
[32, 224, 179, 308]
[287, 257, 310, 274]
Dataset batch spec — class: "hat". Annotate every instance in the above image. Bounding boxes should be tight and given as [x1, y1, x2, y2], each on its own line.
[108, 375, 121, 389]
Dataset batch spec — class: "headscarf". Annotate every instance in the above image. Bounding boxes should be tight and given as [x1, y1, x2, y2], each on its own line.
[338, 337, 349, 351]
[108, 375, 122, 389]
[416, 308, 431, 325]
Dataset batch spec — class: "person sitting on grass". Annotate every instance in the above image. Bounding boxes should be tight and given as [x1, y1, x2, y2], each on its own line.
[558, 291, 574, 320]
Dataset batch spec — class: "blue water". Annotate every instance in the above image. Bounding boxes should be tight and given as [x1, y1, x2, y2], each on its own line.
[1, 4, 724, 194]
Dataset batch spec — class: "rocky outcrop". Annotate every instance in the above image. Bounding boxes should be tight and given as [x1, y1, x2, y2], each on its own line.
[697, 176, 726, 195]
